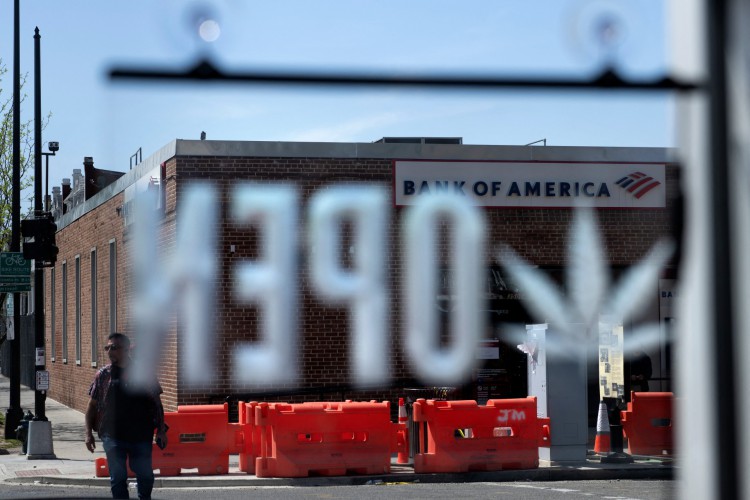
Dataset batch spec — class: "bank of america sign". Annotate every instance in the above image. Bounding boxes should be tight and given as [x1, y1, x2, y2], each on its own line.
[393, 161, 666, 208]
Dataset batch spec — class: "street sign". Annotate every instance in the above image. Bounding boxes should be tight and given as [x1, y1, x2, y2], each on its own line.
[36, 347, 45, 366]
[0, 252, 31, 276]
[0, 252, 31, 289]
[36, 370, 49, 391]
[0, 276, 33, 284]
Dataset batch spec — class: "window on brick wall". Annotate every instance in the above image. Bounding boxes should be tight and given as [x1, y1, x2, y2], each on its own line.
[75, 254, 81, 365]
[109, 239, 116, 333]
[50, 267, 55, 362]
[62, 260, 67, 364]
[91, 248, 97, 367]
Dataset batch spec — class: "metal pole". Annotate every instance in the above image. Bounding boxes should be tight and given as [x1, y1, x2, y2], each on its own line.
[33, 27, 45, 421]
[41, 150, 55, 213]
[707, 1, 738, 499]
[4, 0, 23, 440]
[44, 155, 49, 212]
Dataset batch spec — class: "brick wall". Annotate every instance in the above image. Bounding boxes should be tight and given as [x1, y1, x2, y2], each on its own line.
[45, 192, 127, 411]
[45, 154, 675, 415]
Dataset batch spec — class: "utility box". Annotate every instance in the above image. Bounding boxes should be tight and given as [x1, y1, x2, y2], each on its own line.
[525, 324, 588, 463]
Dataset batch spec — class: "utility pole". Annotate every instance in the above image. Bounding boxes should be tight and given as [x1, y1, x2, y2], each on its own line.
[4, 0, 23, 441]
[33, 27, 44, 421]
[25, 26, 55, 459]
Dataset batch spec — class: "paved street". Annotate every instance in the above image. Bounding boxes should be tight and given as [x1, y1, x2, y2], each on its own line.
[0, 479, 674, 499]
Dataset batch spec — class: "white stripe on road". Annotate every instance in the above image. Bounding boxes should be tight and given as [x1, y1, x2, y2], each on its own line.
[491, 483, 645, 500]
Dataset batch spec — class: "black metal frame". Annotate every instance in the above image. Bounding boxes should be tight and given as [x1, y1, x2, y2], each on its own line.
[106, 5, 734, 497]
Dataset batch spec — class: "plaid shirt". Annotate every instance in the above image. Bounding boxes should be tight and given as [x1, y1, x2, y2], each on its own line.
[88, 363, 165, 438]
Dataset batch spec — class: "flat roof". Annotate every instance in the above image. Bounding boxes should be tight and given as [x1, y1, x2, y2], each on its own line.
[56, 139, 676, 230]
[172, 139, 674, 163]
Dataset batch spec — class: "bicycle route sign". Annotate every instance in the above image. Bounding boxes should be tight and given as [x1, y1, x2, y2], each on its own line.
[0, 252, 31, 292]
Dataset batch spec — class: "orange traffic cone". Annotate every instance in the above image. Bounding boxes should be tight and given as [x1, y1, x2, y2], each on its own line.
[594, 400, 611, 454]
[397, 398, 409, 464]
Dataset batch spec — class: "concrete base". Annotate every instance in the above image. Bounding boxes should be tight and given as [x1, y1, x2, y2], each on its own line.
[600, 452, 635, 464]
[539, 444, 588, 464]
[26, 420, 56, 459]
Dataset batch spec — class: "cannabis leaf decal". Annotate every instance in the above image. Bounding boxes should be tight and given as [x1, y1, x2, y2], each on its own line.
[500, 207, 673, 357]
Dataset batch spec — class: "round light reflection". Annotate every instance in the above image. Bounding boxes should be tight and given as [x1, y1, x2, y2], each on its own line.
[198, 19, 221, 42]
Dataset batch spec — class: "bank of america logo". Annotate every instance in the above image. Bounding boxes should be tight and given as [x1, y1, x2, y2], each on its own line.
[615, 172, 661, 199]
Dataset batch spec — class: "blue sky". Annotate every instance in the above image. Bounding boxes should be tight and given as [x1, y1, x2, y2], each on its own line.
[0, 1, 672, 200]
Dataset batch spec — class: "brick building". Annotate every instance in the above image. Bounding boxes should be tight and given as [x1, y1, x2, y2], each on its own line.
[40, 139, 676, 417]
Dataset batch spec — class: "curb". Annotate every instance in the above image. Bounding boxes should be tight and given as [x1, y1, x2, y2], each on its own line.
[5, 464, 674, 488]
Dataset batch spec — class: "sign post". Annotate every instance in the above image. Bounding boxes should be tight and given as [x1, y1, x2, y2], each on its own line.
[4, 0, 23, 441]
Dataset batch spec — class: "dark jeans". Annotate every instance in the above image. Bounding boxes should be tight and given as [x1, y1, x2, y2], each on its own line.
[101, 435, 154, 499]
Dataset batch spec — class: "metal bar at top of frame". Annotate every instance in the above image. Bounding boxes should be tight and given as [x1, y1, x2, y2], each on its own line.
[110, 59, 701, 92]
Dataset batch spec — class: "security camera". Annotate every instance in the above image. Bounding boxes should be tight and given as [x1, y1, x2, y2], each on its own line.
[48, 141, 59, 152]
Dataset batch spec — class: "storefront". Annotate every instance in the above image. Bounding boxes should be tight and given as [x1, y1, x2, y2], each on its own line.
[40, 139, 676, 416]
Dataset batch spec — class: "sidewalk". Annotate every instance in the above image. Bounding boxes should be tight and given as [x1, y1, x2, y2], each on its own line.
[0, 375, 673, 489]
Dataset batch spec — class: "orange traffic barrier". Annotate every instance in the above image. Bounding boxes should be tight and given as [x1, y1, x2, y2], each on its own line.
[237, 401, 262, 474]
[95, 457, 109, 478]
[254, 401, 405, 478]
[97, 403, 244, 477]
[621, 391, 673, 456]
[95, 456, 136, 478]
[412, 397, 550, 473]
[396, 398, 409, 464]
[152, 402, 244, 476]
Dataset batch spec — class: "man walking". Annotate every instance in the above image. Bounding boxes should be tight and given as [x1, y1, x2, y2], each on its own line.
[84, 333, 168, 499]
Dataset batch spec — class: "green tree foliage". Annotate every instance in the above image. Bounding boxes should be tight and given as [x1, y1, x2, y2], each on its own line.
[0, 62, 37, 253]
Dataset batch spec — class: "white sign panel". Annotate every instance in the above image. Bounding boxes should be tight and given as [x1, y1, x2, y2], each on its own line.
[36, 370, 49, 391]
[5, 295, 13, 340]
[36, 347, 45, 366]
[599, 323, 625, 400]
[659, 278, 677, 318]
[394, 161, 666, 208]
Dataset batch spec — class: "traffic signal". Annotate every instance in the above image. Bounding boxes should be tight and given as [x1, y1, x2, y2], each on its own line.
[21, 214, 58, 266]
[21, 218, 42, 260]
[39, 214, 58, 265]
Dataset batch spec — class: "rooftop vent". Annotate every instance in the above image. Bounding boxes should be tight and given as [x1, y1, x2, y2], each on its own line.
[374, 137, 463, 145]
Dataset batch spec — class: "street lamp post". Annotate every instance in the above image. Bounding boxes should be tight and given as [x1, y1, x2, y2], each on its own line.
[33, 27, 44, 421]
[24, 26, 56, 459]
